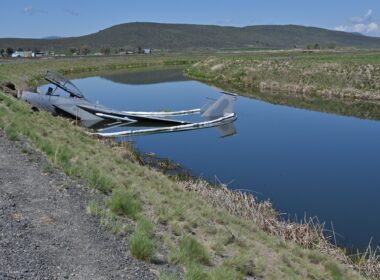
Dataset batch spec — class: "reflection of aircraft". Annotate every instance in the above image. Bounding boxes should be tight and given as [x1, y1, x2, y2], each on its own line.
[20, 70, 237, 137]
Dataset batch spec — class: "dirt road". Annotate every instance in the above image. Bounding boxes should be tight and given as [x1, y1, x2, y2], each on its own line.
[0, 133, 156, 279]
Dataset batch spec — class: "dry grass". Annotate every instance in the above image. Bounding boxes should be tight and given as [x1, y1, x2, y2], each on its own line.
[0, 88, 367, 279]
[0, 54, 376, 279]
[179, 178, 380, 279]
[186, 50, 380, 101]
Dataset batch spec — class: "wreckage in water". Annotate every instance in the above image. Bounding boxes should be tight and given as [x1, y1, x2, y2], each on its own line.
[20, 70, 237, 137]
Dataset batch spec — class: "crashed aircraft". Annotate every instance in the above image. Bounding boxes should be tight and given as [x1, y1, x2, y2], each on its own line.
[20, 70, 237, 137]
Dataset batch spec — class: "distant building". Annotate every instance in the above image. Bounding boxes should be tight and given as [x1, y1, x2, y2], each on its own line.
[35, 52, 47, 57]
[12, 51, 35, 58]
[143, 48, 151, 54]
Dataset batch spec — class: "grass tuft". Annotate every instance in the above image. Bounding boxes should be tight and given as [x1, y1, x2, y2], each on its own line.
[100, 211, 128, 235]
[158, 271, 180, 280]
[89, 169, 113, 193]
[108, 187, 142, 219]
[207, 266, 243, 280]
[184, 262, 206, 280]
[170, 236, 210, 265]
[4, 125, 19, 141]
[129, 216, 155, 261]
[324, 261, 344, 280]
[86, 200, 103, 216]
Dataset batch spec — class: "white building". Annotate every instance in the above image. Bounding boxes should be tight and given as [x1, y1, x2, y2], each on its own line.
[11, 51, 35, 58]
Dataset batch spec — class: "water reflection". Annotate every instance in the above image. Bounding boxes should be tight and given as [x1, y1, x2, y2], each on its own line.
[73, 68, 380, 250]
[100, 68, 189, 85]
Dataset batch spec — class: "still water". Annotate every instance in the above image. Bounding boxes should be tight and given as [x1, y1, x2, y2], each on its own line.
[74, 68, 380, 250]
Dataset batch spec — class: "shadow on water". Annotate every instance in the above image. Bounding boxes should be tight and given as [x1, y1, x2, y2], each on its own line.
[100, 68, 189, 85]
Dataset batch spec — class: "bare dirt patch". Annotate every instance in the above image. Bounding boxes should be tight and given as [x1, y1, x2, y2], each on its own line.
[0, 132, 158, 279]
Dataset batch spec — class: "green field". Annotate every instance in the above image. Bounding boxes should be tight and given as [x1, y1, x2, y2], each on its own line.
[0, 54, 378, 279]
[186, 50, 380, 120]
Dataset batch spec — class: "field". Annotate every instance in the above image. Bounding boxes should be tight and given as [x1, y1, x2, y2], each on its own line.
[0, 54, 378, 279]
[186, 50, 380, 120]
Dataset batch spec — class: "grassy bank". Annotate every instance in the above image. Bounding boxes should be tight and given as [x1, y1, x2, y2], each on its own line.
[0, 54, 204, 88]
[0, 56, 377, 279]
[186, 50, 380, 121]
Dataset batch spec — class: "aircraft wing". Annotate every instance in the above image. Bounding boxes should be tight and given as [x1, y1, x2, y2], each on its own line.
[77, 104, 191, 125]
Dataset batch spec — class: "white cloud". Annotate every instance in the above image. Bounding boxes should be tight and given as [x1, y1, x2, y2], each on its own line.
[334, 9, 378, 34]
[64, 8, 79, 17]
[367, 22, 378, 32]
[350, 9, 373, 23]
[334, 25, 347, 32]
[22, 5, 47, 15]
[23, 5, 33, 14]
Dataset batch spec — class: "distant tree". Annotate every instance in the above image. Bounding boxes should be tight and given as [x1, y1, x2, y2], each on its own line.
[32, 48, 40, 53]
[100, 46, 111, 55]
[68, 47, 77, 55]
[0, 49, 4, 57]
[327, 43, 336, 49]
[80, 45, 91, 55]
[137, 46, 143, 54]
[314, 43, 320, 49]
[6, 47, 14, 57]
[17, 48, 24, 51]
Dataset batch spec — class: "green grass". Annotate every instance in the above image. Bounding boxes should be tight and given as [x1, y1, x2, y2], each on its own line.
[159, 271, 180, 280]
[206, 266, 243, 280]
[0, 55, 371, 279]
[0, 55, 202, 87]
[186, 50, 380, 121]
[170, 236, 210, 265]
[4, 125, 19, 140]
[129, 217, 155, 261]
[89, 169, 113, 193]
[86, 200, 128, 235]
[108, 187, 142, 219]
[324, 261, 345, 280]
[101, 211, 129, 235]
[184, 262, 207, 280]
[86, 200, 103, 216]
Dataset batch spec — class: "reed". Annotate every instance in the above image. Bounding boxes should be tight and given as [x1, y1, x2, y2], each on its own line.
[179, 178, 380, 278]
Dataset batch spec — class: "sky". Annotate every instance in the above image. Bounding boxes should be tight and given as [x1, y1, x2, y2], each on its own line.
[1, 0, 380, 38]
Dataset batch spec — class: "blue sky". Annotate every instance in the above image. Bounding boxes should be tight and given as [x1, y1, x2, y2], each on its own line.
[1, 0, 380, 38]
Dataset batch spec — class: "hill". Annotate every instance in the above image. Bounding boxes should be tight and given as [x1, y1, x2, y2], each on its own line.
[1, 22, 380, 52]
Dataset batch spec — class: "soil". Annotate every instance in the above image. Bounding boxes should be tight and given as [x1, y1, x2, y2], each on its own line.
[0, 132, 163, 280]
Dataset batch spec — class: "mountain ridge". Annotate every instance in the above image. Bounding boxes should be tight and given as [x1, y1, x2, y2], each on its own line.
[1, 22, 380, 51]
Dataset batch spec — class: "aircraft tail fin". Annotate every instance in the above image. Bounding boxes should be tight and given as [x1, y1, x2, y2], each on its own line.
[201, 92, 237, 119]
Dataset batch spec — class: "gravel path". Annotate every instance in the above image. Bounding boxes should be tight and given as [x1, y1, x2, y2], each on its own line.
[0, 133, 157, 280]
